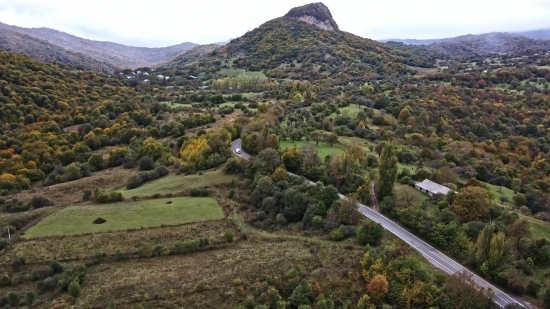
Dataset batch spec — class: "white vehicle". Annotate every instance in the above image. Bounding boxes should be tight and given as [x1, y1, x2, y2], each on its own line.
[236, 148, 241, 154]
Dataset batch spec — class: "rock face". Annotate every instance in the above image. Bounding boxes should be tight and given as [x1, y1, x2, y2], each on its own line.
[284, 2, 339, 31]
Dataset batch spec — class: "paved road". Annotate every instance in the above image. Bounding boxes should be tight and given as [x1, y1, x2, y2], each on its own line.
[231, 139, 523, 308]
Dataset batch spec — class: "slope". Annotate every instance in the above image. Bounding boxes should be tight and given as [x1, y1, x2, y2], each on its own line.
[0, 22, 198, 70]
[0, 24, 118, 73]
[160, 44, 220, 67]
[208, 17, 427, 79]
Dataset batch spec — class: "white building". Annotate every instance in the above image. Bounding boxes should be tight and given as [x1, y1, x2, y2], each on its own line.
[415, 179, 454, 197]
[157, 74, 164, 79]
[143, 72, 149, 76]
[142, 79, 150, 83]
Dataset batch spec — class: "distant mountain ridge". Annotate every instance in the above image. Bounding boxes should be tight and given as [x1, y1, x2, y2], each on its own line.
[0, 22, 198, 71]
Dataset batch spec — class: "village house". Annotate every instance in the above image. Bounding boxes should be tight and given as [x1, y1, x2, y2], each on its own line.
[414, 179, 454, 197]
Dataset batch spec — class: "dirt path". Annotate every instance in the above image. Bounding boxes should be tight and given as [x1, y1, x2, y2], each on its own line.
[370, 181, 379, 212]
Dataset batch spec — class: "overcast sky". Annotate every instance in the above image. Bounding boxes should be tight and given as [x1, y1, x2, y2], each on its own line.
[1, 0, 549, 47]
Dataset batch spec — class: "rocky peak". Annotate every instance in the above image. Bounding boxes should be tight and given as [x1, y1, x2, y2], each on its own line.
[283, 2, 339, 31]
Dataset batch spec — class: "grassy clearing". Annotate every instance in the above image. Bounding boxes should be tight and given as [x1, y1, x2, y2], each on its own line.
[328, 105, 366, 119]
[160, 101, 193, 108]
[23, 197, 223, 238]
[519, 214, 550, 240]
[117, 169, 235, 198]
[242, 92, 263, 98]
[217, 68, 266, 78]
[280, 140, 345, 158]
[483, 181, 516, 204]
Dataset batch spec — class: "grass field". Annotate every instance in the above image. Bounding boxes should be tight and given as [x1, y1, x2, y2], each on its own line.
[160, 101, 193, 108]
[23, 197, 224, 238]
[520, 214, 550, 240]
[328, 105, 366, 119]
[280, 140, 345, 158]
[117, 169, 235, 198]
[483, 182, 516, 204]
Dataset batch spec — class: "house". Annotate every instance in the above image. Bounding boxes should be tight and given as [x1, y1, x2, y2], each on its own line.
[199, 85, 209, 89]
[143, 72, 149, 76]
[414, 179, 454, 197]
[136, 70, 142, 74]
[157, 74, 164, 79]
[142, 79, 150, 83]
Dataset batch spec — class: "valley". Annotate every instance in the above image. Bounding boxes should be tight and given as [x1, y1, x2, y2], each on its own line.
[1, 2, 550, 309]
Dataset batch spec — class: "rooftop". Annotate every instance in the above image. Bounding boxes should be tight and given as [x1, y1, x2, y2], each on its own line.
[415, 179, 454, 195]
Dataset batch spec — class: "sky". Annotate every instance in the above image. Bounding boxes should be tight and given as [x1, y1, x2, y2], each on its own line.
[1, 0, 549, 47]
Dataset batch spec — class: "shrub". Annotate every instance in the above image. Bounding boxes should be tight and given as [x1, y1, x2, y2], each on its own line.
[329, 229, 345, 241]
[82, 189, 92, 200]
[25, 169, 46, 182]
[40, 277, 58, 292]
[97, 191, 123, 203]
[114, 249, 129, 262]
[0, 239, 8, 251]
[276, 213, 287, 225]
[68, 279, 81, 298]
[50, 260, 64, 275]
[356, 221, 384, 246]
[229, 189, 235, 198]
[0, 274, 10, 286]
[126, 175, 143, 190]
[138, 156, 155, 171]
[25, 291, 35, 305]
[7, 292, 18, 307]
[28, 196, 52, 209]
[224, 231, 234, 243]
[190, 188, 210, 197]
[194, 281, 210, 292]
[57, 264, 86, 291]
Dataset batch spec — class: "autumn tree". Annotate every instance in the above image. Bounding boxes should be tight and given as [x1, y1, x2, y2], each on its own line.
[378, 141, 398, 199]
[393, 185, 421, 208]
[506, 219, 531, 250]
[450, 186, 492, 223]
[366, 274, 388, 303]
[281, 145, 303, 173]
[444, 271, 492, 309]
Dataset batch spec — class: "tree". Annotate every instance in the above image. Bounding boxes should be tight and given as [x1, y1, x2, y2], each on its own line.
[378, 141, 398, 199]
[487, 232, 505, 270]
[338, 196, 360, 225]
[68, 279, 81, 298]
[366, 274, 388, 302]
[393, 185, 420, 208]
[476, 224, 494, 266]
[281, 145, 303, 173]
[257, 148, 281, 174]
[436, 165, 458, 185]
[450, 186, 492, 223]
[138, 156, 154, 171]
[445, 271, 492, 309]
[325, 134, 339, 147]
[543, 285, 550, 309]
[87, 154, 104, 172]
[266, 134, 280, 150]
[66, 163, 82, 181]
[272, 165, 288, 182]
[289, 282, 314, 307]
[397, 108, 411, 124]
[356, 221, 384, 246]
[506, 219, 531, 250]
[310, 131, 325, 145]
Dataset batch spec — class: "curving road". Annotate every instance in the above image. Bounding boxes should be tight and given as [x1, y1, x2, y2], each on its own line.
[231, 139, 523, 308]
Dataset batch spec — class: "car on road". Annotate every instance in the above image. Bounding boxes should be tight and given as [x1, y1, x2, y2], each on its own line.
[235, 148, 241, 154]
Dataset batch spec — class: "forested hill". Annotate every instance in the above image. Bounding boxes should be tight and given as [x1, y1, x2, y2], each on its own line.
[0, 22, 198, 71]
[0, 50, 152, 191]
[0, 25, 118, 73]
[206, 17, 436, 79]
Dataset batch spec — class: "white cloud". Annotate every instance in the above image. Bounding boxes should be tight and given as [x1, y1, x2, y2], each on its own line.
[0, 0, 549, 47]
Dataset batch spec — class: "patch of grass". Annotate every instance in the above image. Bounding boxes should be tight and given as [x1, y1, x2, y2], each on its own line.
[482, 181, 516, 204]
[242, 92, 263, 98]
[279, 140, 345, 158]
[328, 104, 366, 119]
[519, 214, 550, 240]
[23, 197, 224, 238]
[118, 169, 234, 198]
[218, 68, 266, 78]
[159, 101, 193, 108]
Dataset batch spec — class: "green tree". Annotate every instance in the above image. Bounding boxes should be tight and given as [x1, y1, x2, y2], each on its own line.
[377, 141, 397, 199]
[450, 186, 492, 223]
[138, 156, 154, 171]
[289, 282, 314, 307]
[543, 285, 550, 309]
[356, 221, 384, 246]
[66, 162, 82, 181]
[487, 232, 505, 270]
[476, 224, 494, 266]
[87, 154, 104, 172]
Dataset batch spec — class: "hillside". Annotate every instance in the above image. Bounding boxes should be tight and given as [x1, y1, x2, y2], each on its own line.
[0, 24, 118, 73]
[160, 44, 220, 67]
[515, 28, 550, 40]
[206, 17, 433, 79]
[0, 22, 198, 70]
[386, 32, 550, 57]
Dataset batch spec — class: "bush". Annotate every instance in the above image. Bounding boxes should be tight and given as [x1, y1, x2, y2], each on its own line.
[126, 175, 143, 190]
[356, 221, 384, 246]
[57, 264, 86, 291]
[0, 274, 10, 286]
[276, 213, 287, 225]
[138, 156, 155, 171]
[82, 189, 92, 200]
[39, 276, 58, 292]
[97, 191, 123, 203]
[0, 239, 8, 251]
[25, 291, 35, 306]
[224, 231, 234, 243]
[114, 249, 129, 262]
[190, 188, 210, 197]
[329, 229, 345, 241]
[194, 281, 210, 292]
[68, 279, 81, 298]
[7, 292, 18, 306]
[28, 196, 52, 209]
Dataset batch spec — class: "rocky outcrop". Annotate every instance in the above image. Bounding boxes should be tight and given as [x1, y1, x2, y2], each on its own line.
[284, 2, 339, 31]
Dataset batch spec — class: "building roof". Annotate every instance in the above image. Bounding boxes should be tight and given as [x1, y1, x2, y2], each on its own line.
[415, 179, 453, 195]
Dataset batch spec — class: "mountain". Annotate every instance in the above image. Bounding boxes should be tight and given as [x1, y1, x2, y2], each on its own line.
[161, 44, 220, 67]
[0, 22, 198, 71]
[0, 25, 118, 73]
[283, 2, 339, 31]
[515, 28, 550, 40]
[385, 32, 550, 57]
[190, 2, 435, 79]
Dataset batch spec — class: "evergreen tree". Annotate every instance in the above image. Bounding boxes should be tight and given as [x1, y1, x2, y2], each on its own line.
[377, 141, 397, 199]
